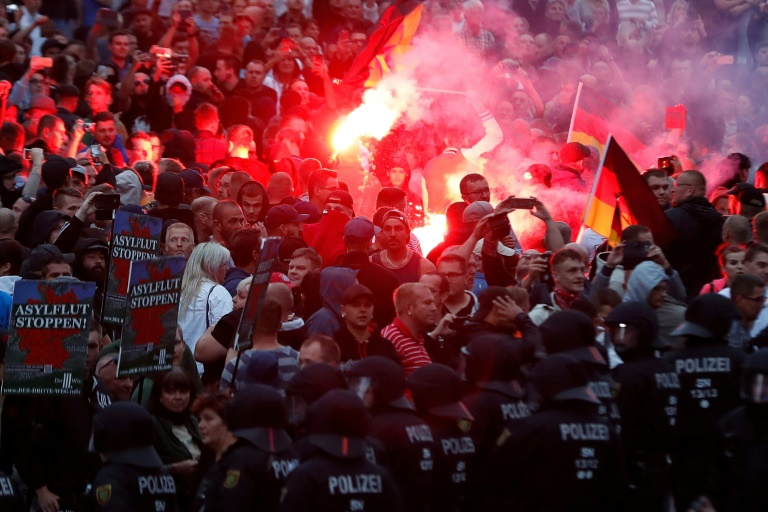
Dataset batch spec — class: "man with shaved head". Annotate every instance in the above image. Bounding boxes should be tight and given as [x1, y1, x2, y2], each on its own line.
[665, 170, 724, 299]
[212, 200, 246, 246]
[268, 172, 295, 206]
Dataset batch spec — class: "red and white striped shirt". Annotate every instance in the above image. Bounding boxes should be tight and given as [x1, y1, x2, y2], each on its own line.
[381, 318, 432, 376]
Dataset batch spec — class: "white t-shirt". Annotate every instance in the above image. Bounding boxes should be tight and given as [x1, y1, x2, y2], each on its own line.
[178, 281, 233, 373]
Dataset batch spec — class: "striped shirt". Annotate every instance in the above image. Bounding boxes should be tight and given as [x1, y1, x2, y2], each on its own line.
[219, 345, 300, 395]
[381, 318, 432, 376]
[616, 0, 658, 29]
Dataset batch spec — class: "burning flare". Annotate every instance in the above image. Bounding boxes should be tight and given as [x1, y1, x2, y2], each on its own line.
[331, 76, 420, 153]
[412, 214, 447, 256]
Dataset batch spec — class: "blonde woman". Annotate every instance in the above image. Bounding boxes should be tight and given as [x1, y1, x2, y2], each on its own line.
[178, 242, 234, 374]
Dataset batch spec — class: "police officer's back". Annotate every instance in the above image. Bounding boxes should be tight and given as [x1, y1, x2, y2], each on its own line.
[664, 294, 746, 510]
[280, 390, 402, 512]
[0, 469, 24, 512]
[407, 364, 476, 512]
[486, 354, 626, 511]
[348, 356, 436, 512]
[712, 349, 768, 511]
[285, 363, 348, 440]
[606, 302, 681, 512]
[197, 385, 299, 512]
[91, 402, 177, 512]
[541, 310, 622, 429]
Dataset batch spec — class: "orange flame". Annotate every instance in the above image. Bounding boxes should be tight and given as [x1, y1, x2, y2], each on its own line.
[412, 214, 446, 256]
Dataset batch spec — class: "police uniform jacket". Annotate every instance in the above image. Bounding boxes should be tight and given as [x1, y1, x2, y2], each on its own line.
[665, 337, 746, 451]
[196, 429, 299, 512]
[423, 416, 477, 512]
[486, 401, 626, 511]
[368, 405, 436, 512]
[91, 463, 177, 512]
[280, 435, 402, 512]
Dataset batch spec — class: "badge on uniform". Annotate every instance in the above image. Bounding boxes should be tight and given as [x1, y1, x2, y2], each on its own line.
[96, 484, 112, 505]
[224, 470, 240, 489]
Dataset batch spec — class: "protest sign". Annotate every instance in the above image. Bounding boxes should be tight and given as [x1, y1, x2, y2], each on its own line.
[2, 280, 95, 395]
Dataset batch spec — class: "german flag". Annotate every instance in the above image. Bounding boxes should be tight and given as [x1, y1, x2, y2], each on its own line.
[568, 82, 647, 158]
[342, 0, 423, 89]
[583, 135, 676, 246]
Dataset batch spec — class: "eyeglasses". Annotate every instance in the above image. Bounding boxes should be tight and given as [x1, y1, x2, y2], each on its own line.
[466, 187, 490, 196]
[743, 295, 767, 304]
[674, 182, 693, 189]
[134, 79, 151, 86]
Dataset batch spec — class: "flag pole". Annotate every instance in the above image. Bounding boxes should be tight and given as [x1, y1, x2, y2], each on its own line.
[567, 81, 584, 144]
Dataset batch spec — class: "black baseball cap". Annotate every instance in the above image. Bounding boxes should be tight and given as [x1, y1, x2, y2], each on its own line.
[341, 283, 373, 305]
[179, 168, 211, 194]
[264, 204, 309, 229]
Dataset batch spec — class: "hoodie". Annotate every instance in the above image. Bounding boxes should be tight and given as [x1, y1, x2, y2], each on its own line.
[624, 261, 686, 350]
[305, 267, 358, 336]
[165, 74, 192, 109]
[115, 170, 143, 206]
[29, 210, 66, 247]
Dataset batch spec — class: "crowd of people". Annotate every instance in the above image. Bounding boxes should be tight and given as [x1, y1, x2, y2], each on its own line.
[0, 0, 766, 510]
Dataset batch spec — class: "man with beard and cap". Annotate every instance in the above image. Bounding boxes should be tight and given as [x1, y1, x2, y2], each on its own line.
[336, 216, 400, 328]
[710, 350, 768, 510]
[665, 293, 746, 512]
[604, 301, 681, 512]
[195, 385, 299, 512]
[279, 390, 403, 512]
[664, 170, 724, 300]
[91, 402, 177, 511]
[540, 310, 622, 430]
[347, 356, 436, 512]
[459, 286, 541, 365]
[371, 209, 436, 283]
[484, 354, 626, 510]
[333, 284, 400, 371]
[407, 364, 476, 512]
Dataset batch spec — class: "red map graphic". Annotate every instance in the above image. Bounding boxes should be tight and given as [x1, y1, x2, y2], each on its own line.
[113, 217, 154, 295]
[130, 265, 176, 346]
[17, 286, 82, 368]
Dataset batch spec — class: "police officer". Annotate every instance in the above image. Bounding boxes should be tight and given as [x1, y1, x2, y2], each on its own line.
[459, 334, 531, 506]
[91, 402, 177, 512]
[407, 364, 476, 512]
[195, 385, 298, 512]
[665, 294, 746, 511]
[347, 356, 436, 512]
[540, 310, 622, 430]
[286, 363, 348, 440]
[710, 349, 768, 511]
[280, 390, 403, 511]
[605, 301, 680, 512]
[0, 469, 24, 512]
[486, 353, 626, 510]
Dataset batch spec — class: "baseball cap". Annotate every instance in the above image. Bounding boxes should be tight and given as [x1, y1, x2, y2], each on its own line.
[380, 209, 409, 230]
[463, 201, 493, 223]
[278, 236, 307, 263]
[559, 142, 591, 164]
[671, 293, 739, 339]
[179, 169, 211, 194]
[264, 204, 309, 229]
[326, 190, 354, 209]
[29, 94, 56, 114]
[739, 187, 766, 208]
[343, 216, 376, 241]
[42, 157, 72, 190]
[341, 283, 373, 305]
[270, 272, 293, 288]
[92, 402, 163, 468]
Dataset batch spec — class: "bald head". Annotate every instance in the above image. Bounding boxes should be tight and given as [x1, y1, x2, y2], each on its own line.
[680, 170, 707, 196]
[268, 172, 294, 203]
[266, 282, 293, 322]
[190, 195, 218, 215]
[229, 172, 253, 204]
